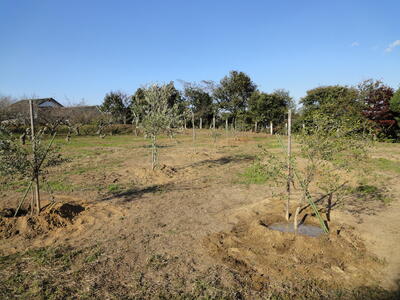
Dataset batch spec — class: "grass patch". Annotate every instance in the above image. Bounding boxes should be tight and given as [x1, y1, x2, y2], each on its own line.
[107, 183, 123, 194]
[348, 184, 391, 204]
[372, 158, 400, 174]
[237, 163, 268, 184]
[47, 180, 73, 192]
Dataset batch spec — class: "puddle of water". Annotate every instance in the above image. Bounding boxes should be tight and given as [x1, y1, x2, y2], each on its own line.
[269, 223, 324, 237]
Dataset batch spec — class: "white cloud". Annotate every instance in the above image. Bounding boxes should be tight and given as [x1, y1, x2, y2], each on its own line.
[351, 41, 360, 47]
[385, 40, 400, 52]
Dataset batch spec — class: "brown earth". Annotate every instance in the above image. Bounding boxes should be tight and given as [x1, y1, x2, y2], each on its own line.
[0, 131, 399, 299]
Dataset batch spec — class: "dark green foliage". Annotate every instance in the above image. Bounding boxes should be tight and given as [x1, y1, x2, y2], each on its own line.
[248, 90, 290, 127]
[183, 82, 213, 126]
[300, 85, 361, 123]
[213, 70, 256, 119]
[390, 88, 400, 113]
[100, 91, 131, 124]
[390, 88, 400, 129]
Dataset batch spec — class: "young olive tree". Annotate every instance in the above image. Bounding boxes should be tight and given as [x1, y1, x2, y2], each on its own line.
[137, 84, 182, 170]
[259, 111, 372, 232]
[0, 124, 63, 215]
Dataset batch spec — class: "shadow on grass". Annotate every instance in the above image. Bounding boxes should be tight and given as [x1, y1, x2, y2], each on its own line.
[181, 154, 255, 170]
[100, 183, 174, 203]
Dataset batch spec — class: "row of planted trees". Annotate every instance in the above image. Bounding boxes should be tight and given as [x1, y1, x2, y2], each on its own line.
[1, 74, 398, 218]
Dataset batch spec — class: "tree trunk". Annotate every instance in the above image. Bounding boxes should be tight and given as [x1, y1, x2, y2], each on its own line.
[213, 115, 216, 130]
[294, 206, 300, 232]
[270, 121, 273, 135]
[151, 135, 157, 170]
[254, 121, 257, 132]
[199, 117, 202, 129]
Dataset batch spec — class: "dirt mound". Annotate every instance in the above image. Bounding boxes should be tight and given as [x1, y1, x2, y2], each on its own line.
[133, 164, 179, 185]
[157, 164, 178, 177]
[0, 203, 84, 239]
[205, 214, 385, 292]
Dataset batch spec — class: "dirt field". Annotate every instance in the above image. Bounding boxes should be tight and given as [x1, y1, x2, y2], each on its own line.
[1, 130, 399, 299]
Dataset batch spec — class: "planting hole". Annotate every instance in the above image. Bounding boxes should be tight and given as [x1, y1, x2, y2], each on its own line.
[268, 223, 324, 237]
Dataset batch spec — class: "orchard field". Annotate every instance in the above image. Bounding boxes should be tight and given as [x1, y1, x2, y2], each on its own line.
[1, 130, 400, 299]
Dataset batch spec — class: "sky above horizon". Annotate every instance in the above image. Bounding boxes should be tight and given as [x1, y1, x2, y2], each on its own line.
[0, 0, 399, 106]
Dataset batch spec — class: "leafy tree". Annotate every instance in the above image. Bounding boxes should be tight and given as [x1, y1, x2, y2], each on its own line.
[248, 91, 289, 128]
[390, 88, 400, 112]
[130, 88, 146, 135]
[389, 88, 400, 131]
[213, 71, 256, 123]
[300, 85, 360, 118]
[358, 79, 397, 139]
[183, 82, 213, 127]
[100, 91, 130, 124]
[273, 89, 296, 111]
[139, 84, 182, 170]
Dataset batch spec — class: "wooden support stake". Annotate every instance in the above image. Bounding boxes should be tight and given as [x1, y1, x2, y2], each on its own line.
[29, 100, 40, 215]
[285, 109, 292, 221]
[192, 111, 196, 142]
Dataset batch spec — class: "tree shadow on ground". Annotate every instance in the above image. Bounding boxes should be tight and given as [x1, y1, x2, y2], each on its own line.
[100, 183, 174, 203]
[181, 154, 255, 170]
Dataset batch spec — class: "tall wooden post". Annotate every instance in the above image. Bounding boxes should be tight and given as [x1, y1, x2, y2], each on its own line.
[285, 109, 292, 221]
[29, 100, 40, 215]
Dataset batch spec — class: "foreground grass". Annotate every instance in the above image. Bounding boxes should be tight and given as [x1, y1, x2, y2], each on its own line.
[0, 246, 398, 300]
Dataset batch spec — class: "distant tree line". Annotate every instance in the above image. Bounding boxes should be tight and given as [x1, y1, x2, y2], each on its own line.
[98, 71, 399, 140]
[1, 70, 399, 141]
[99, 70, 294, 134]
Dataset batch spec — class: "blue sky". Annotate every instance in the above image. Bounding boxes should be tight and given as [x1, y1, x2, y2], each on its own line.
[0, 0, 399, 105]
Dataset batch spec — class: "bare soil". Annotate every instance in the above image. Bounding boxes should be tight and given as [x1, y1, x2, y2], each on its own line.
[0, 131, 399, 299]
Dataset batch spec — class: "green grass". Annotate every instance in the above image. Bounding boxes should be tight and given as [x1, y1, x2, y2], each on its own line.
[47, 180, 73, 192]
[237, 163, 268, 184]
[107, 183, 123, 194]
[372, 158, 400, 174]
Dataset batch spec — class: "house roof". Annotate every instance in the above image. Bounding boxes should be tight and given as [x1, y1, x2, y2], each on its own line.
[10, 98, 64, 108]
